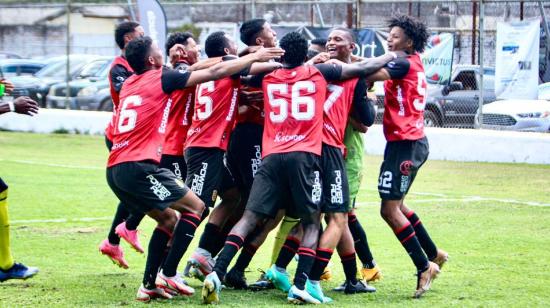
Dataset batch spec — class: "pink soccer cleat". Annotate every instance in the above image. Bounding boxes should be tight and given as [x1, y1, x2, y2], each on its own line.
[156, 271, 195, 296]
[115, 222, 144, 253]
[99, 239, 129, 269]
[136, 284, 173, 302]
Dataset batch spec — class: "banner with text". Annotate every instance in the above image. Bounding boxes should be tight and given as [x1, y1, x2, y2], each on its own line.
[495, 20, 540, 99]
[137, 0, 167, 58]
[422, 33, 454, 85]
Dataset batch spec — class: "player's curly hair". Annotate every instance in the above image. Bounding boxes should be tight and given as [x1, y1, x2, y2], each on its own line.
[388, 15, 429, 53]
[279, 31, 308, 68]
[125, 36, 152, 74]
[240, 18, 266, 46]
[205, 31, 230, 58]
[115, 21, 140, 50]
[165, 32, 194, 56]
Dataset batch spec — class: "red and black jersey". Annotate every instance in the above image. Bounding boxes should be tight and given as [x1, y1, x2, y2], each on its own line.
[105, 56, 134, 141]
[261, 64, 341, 157]
[163, 62, 195, 156]
[322, 77, 358, 151]
[185, 76, 240, 151]
[236, 85, 264, 126]
[383, 53, 427, 141]
[107, 67, 191, 167]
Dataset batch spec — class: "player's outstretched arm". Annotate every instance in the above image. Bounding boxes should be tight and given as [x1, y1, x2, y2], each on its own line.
[185, 47, 284, 87]
[339, 52, 397, 80]
[248, 62, 283, 75]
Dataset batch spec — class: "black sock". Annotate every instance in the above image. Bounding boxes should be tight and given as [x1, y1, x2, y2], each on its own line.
[198, 223, 223, 255]
[125, 212, 145, 231]
[275, 236, 300, 269]
[406, 211, 438, 260]
[340, 251, 358, 283]
[233, 243, 258, 272]
[143, 227, 171, 289]
[309, 248, 333, 281]
[348, 212, 375, 268]
[162, 212, 201, 277]
[395, 223, 429, 272]
[213, 233, 244, 279]
[294, 247, 316, 290]
[108, 203, 128, 245]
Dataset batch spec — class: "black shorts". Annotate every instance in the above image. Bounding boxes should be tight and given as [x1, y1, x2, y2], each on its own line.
[321, 144, 350, 213]
[106, 161, 189, 214]
[378, 137, 429, 200]
[184, 147, 235, 208]
[246, 152, 322, 220]
[160, 154, 187, 181]
[226, 123, 263, 201]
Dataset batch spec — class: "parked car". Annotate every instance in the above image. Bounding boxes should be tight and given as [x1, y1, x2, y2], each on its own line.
[478, 100, 550, 132]
[373, 65, 497, 128]
[47, 56, 113, 110]
[0, 52, 22, 59]
[0, 59, 46, 77]
[7, 54, 101, 107]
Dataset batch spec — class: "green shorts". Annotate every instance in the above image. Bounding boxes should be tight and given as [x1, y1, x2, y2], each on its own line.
[343, 123, 365, 205]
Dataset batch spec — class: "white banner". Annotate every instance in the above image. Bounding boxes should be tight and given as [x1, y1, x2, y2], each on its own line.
[495, 20, 540, 99]
[422, 33, 454, 85]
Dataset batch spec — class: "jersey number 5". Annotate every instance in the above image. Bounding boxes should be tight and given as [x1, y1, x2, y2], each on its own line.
[267, 81, 316, 123]
[118, 95, 142, 133]
[413, 72, 427, 111]
[195, 81, 214, 120]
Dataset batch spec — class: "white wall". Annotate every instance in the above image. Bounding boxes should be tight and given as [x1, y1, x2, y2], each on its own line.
[1, 110, 548, 164]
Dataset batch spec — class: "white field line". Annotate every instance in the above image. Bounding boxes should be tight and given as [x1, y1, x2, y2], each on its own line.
[11, 216, 113, 225]
[356, 196, 550, 207]
[0, 159, 103, 170]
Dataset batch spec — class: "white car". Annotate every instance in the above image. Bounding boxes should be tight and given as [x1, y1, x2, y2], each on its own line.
[478, 99, 550, 132]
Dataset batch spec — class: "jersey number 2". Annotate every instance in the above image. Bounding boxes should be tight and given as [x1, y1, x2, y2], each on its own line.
[117, 95, 142, 133]
[267, 81, 316, 123]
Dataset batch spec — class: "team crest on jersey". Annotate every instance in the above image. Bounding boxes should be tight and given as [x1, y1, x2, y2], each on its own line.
[399, 160, 413, 176]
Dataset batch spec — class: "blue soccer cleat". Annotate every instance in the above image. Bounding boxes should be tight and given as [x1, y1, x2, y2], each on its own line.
[202, 271, 222, 304]
[0, 262, 39, 282]
[265, 264, 292, 293]
[287, 285, 321, 304]
[306, 280, 333, 303]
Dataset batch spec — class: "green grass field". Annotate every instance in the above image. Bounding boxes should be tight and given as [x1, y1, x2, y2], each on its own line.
[0, 131, 549, 307]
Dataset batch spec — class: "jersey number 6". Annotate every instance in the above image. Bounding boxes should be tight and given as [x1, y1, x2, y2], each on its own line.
[267, 81, 316, 123]
[117, 95, 142, 133]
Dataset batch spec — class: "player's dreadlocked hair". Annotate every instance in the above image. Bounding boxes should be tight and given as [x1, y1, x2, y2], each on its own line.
[240, 18, 266, 46]
[205, 31, 230, 58]
[125, 36, 152, 74]
[115, 21, 140, 50]
[165, 32, 194, 56]
[279, 32, 308, 68]
[388, 15, 429, 53]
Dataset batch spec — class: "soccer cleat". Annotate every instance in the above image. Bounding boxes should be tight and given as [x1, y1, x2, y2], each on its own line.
[414, 261, 440, 299]
[432, 249, 449, 269]
[156, 271, 195, 296]
[333, 281, 347, 292]
[361, 265, 383, 282]
[344, 280, 376, 294]
[224, 268, 248, 290]
[202, 272, 222, 304]
[99, 239, 128, 269]
[0, 262, 39, 282]
[319, 263, 332, 281]
[287, 285, 321, 304]
[186, 248, 215, 280]
[265, 264, 292, 293]
[248, 270, 275, 291]
[115, 222, 144, 253]
[306, 280, 332, 303]
[136, 284, 173, 302]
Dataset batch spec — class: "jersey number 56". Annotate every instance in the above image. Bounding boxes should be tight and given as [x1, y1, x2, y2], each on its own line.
[266, 81, 316, 123]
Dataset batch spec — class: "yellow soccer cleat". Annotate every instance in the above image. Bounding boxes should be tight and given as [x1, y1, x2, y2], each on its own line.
[361, 265, 382, 282]
[432, 249, 449, 269]
[319, 263, 332, 281]
[414, 261, 440, 299]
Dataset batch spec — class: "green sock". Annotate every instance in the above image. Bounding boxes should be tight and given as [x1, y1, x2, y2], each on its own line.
[270, 216, 299, 265]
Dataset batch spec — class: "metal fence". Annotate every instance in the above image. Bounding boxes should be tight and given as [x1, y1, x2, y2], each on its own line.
[1, 0, 549, 132]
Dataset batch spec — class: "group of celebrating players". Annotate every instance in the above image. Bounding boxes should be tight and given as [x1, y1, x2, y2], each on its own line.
[98, 14, 448, 304]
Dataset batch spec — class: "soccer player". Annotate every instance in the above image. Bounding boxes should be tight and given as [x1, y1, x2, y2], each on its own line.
[182, 31, 282, 281]
[307, 37, 327, 59]
[368, 15, 448, 298]
[0, 83, 39, 282]
[105, 36, 283, 301]
[202, 31, 397, 304]
[99, 21, 146, 268]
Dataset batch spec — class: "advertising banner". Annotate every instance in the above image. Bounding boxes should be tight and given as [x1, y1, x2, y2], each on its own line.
[136, 0, 167, 57]
[422, 33, 454, 85]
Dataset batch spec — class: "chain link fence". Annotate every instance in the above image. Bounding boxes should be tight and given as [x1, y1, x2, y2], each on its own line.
[1, 0, 549, 132]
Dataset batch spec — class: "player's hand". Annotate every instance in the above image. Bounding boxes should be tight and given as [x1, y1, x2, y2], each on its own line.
[349, 117, 368, 133]
[169, 43, 185, 67]
[0, 78, 15, 94]
[252, 47, 285, 62]
[239, 90, 264, 105]
[13, 96, 39, 116]
[238, 45, 262, 57]
[308, 52, 330, 65]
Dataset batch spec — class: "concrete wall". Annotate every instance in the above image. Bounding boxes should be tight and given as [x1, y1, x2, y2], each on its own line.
[0, 109, 548, 165]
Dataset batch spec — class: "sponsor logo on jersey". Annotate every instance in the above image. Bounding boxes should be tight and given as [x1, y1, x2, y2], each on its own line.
[397, 86, 405, 116]
[312, 171, 322, 203]
[399, 160, 413, 176]
[111, 140, 130, 150]
[274, 132, 306, 143]
[191, 162, 208, 195]
[182, 93, 193, 126]
[158, 99, 172, 134]
[251, 145, 262, 177]
[330, 170, 343, 204]
[226, 87, 239, 121]
[324, 123, 336, 136]
[400, 175, 410, 193]
[147, 175, 172, 201]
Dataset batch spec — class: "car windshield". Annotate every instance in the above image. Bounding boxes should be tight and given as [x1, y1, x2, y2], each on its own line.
[78, 60, 108, 78]
[35, 57, 90, 78]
